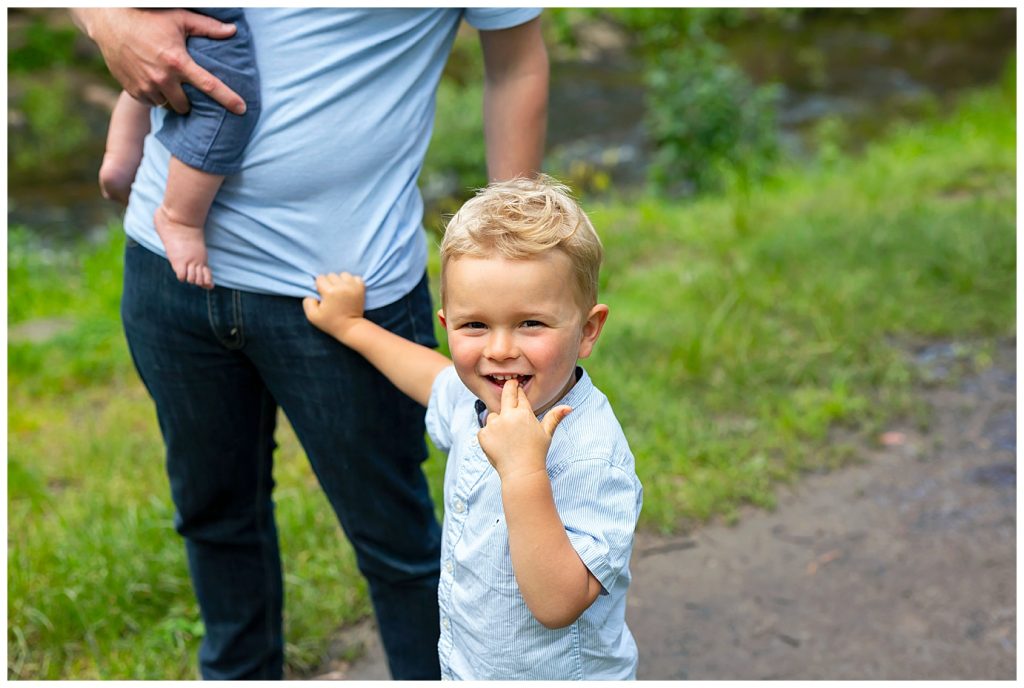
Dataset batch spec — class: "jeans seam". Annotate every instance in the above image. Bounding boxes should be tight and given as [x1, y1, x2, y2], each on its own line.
[234, 291, 245, 348]
[206, 289, 218, 343]
[406, 273, 435, 348]
[256, 389, 275, 678]
[404, 294, 421, 345]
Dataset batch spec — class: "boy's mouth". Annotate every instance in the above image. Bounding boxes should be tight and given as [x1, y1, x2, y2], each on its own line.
[484, 373, 533, 390]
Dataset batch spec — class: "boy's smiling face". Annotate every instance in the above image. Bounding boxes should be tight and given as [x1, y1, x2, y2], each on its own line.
[439, 251, 608, 416]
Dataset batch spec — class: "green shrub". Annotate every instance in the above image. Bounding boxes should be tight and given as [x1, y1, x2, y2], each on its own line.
[8, 10, 110, 75]
[419, 32, 489, 227]
[420, 79, 486, 208]
[10, 71, 95, 184]
[8, 14, 80, 72]
[644, 33, 781, 195]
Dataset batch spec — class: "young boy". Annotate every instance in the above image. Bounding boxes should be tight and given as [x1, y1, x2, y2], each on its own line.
[303, 176, 643, 680]
[98, 8, 259, 290]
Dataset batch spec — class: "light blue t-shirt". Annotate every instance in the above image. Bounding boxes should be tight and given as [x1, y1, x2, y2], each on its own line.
[426, 365, 643, 680]
[124, 8, 541, 309]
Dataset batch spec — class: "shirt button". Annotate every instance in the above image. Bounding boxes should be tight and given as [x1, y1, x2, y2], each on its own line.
[442, 617, 450, 630]
[452, 498, 465, 513]
[445, 560, 454, 574]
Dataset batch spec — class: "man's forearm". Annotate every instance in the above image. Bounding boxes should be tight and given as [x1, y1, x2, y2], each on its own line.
[68, 8, 95, 35]
[484, 69, 548, 180]
[480, 18, 550, 181]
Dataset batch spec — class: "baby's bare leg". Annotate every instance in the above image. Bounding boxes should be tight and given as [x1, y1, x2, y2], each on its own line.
[100, 91, 151, 204]
[154, 158, 224, 290]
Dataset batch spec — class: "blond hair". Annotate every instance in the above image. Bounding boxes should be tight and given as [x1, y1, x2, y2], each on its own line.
[439, 175, 603, 309]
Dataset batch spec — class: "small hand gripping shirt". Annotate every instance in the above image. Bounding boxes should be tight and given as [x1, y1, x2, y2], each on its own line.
[426, 365, 643, 680]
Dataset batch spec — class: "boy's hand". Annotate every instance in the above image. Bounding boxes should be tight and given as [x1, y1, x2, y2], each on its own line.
[478, 379, 572, 482]
[302, 272, 367, 343]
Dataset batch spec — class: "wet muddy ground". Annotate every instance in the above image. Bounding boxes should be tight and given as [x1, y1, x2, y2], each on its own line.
[316, 338, 1016, 680]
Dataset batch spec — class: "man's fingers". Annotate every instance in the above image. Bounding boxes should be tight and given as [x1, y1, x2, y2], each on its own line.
[500, 378, 519, 411]
[176, 11, 244, 112]
[178, 60, 245, 114]
[179, 10, 237, 40]
[541, 405, 572, 437]
[162, 83, 192, 115]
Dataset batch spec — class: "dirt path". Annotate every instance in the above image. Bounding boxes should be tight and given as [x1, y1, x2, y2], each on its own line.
[317, 338, 1016, 680]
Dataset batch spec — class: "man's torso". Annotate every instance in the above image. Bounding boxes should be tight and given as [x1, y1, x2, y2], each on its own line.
[124, 9, 538, 306]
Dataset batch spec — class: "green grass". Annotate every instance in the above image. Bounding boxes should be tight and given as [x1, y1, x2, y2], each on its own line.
[8, 81, 1015, 678]
[588, 83, 1015, 528]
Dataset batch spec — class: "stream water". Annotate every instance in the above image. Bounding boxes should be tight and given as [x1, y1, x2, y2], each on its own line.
[545, 7, 1015, 188]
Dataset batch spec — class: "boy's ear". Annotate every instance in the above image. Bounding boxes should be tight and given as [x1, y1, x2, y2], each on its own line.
[577, 304, 610, 359]
[437, 309, 447, 329]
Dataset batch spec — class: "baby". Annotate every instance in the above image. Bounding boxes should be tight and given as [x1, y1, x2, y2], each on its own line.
[304, 175, 643, 679]
[98, 8, 259, 289]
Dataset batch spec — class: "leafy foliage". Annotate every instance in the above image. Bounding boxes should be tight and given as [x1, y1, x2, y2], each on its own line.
[9, 72, 96, 184]
[421, 79, 486, 214]
[644, 31, 782, 195]
[8, 14, 81, 72]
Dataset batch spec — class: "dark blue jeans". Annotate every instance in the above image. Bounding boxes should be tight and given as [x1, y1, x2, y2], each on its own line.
[121, 240, 442, 679]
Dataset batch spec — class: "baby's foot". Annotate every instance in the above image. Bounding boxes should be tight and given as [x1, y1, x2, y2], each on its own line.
[154, 205, 214, 290]
[98, 153, 137, 205]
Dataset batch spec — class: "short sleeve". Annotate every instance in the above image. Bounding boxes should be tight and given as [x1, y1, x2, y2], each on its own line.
[463, 8, 542, 31]
[425, 365, 462, 452]
[551, 460, 643, 593]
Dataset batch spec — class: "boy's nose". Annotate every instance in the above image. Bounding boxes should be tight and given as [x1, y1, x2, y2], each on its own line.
[484, 330, 518, 360]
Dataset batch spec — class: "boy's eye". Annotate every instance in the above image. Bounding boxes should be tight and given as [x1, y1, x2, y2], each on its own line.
[463, 322, 487, 330]
[522, 320, 544, 328]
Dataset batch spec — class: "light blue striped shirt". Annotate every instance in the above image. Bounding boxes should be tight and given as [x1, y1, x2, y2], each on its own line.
[426, 365, 643, 680]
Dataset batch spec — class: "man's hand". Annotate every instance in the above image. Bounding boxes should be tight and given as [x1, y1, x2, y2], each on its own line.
[70, 8, 245, 115]
[478, 379, 571, 481]
[302, 272, 368, 343]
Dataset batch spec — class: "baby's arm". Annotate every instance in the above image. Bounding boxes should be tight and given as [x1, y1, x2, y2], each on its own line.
[303, 273, 452, 407]
[478, 380, 603, 629]
[99, 91, 151, 204]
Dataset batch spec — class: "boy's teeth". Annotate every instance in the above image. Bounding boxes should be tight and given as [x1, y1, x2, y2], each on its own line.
[492, 374, 522, 381]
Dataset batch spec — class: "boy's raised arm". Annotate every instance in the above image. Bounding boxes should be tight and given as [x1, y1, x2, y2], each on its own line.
[478, 380, 604, 629]
[303, 273, 451, 407]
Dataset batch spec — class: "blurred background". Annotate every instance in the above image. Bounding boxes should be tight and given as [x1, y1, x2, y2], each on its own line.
[8, 8, 1016, 238]
[7, 7, 1016, 680]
